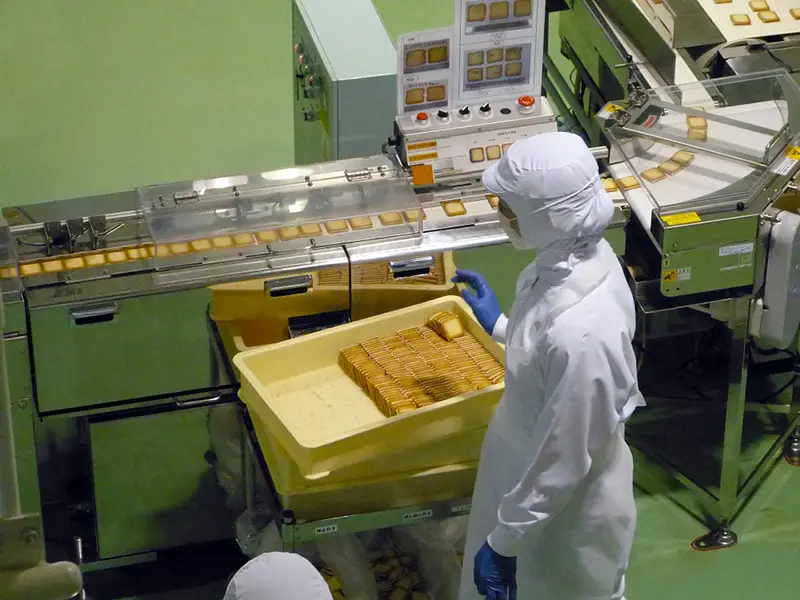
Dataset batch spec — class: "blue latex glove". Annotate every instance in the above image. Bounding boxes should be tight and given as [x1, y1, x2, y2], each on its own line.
[474, 542, 517, 600]
[451, 269, 502, 334]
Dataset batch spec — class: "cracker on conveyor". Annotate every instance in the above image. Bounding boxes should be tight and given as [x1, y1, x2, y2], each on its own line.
[618, 176, 640, 191]
[280, 226, 301, 240]
[349, 217, 373, 230]
[379, 212, 403, 226]
[300, 223, 322, 237]
[601, 178, 618, 192]
[442, 200, 467, 217]
[730, 13, 751, 25]
[688, 127, 708, 142]
[659, 160, 682, 175]
[758, 9, 779, 22]
[324, 220, 349, 234]
[686, 116, 707, 130]
[671, 150, 695, 166]
[641, 168, 665, 183]
[257, 230, 278, 243]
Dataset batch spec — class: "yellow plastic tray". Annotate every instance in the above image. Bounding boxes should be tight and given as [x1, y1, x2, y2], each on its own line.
[251, 411, 478, 521]
[245, 399, 485, 484]
[234, 296, 504, 478]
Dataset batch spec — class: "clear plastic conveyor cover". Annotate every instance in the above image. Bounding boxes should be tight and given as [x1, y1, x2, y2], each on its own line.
[606, 70, 800, 224]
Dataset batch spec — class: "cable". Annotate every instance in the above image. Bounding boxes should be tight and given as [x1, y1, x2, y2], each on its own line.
[752, 375, 797, 405]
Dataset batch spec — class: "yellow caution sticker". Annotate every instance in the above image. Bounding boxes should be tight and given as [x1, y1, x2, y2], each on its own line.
[408, 141, 438, 151]
[663, 267, 692, 282]
[598, 103, 624, 120]
[662, 211, 701, 226]
[408, 151, 439, 163]
[786, 146, 800, 160]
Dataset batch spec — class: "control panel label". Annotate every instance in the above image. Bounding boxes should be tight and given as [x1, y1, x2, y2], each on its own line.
[315, 524, 339, 536]
[408, 141, 438, 151]
[453, 0, 544, 103]
[403, 509, 434, 522]
[397, 28, 455, 115]
[408, 151, 440, 163]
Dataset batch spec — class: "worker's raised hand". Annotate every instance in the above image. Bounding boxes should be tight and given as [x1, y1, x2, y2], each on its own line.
[474, 542, 517, 600]
[452, 269, 502, 334]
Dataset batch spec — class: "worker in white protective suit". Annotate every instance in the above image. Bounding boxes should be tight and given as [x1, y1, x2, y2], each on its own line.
[453, 132, 643, 600]
[223, 552, 333, 600]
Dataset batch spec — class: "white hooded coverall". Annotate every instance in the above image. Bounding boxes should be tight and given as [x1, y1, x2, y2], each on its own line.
[223, 552, 333, 600]
[459, 133, 642, 600]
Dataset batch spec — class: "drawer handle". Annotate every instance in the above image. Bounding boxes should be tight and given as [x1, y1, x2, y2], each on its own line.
[389, 256, 434, 279]
[70, 303, 119, 326]
[264, 274, 313, 297]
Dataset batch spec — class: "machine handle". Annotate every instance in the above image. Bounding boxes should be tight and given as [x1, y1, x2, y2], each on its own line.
[264, 274, 313, 297]
[175, 395, 225, 410]
[389, 256, 435, 279]
[69, 303, 119, 326]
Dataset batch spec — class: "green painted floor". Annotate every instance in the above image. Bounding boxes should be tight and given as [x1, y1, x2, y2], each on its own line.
[2, 1, 800, 599]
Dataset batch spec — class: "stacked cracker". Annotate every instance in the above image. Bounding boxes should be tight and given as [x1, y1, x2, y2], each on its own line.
[318, 256, 446, 287]
[339, 312, 504, 417]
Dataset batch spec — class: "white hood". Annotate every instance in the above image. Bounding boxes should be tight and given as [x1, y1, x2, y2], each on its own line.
[223, 553, 333, 600]
[482, 132, 613, 251]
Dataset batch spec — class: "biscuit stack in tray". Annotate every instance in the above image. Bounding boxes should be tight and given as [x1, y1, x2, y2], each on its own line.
[339, 312, 504, 418]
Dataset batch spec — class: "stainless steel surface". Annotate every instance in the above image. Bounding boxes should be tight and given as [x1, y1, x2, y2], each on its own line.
[30, 289, 216, 414]
[389, 256, 435, 278]
[292, 0, 395, 164]
[264, 274, 313, 296]
[638, 0, 725, 49]
[0, 289, 20, 519]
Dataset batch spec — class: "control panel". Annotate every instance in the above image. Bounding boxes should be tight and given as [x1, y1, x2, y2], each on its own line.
[394, 95, 557, 176]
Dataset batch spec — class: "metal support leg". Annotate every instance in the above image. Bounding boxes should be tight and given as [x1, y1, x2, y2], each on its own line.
[783, 352, 800, 465]
[784, 425, 800, 466]
[692, 297, 750, 551]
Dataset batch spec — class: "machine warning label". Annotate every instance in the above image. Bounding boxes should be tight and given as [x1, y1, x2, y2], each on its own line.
[597, 103, 623, 120]
[451, 503, 472, 514]
[315, 524, 339, 536]
[771, 146, 800, 176]
[662, 212, 701, 226]
[719, 242, 754, 257]
[663, 268, 692, 282]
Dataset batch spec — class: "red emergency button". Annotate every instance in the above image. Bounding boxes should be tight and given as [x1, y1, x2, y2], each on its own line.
[518, 95, 535, 108]
[416, 112, 429, 122]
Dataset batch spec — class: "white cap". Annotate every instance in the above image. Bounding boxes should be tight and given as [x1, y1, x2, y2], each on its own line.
[223, 553, 333, 600]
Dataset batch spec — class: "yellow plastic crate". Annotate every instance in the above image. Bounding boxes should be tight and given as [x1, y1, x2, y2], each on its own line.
[246, 399, 486, 484]
[210, 272, 349, 323]
[251, 410, 478, 521]
[234, 296, 504, 479]
[209, 253, 457, 323]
